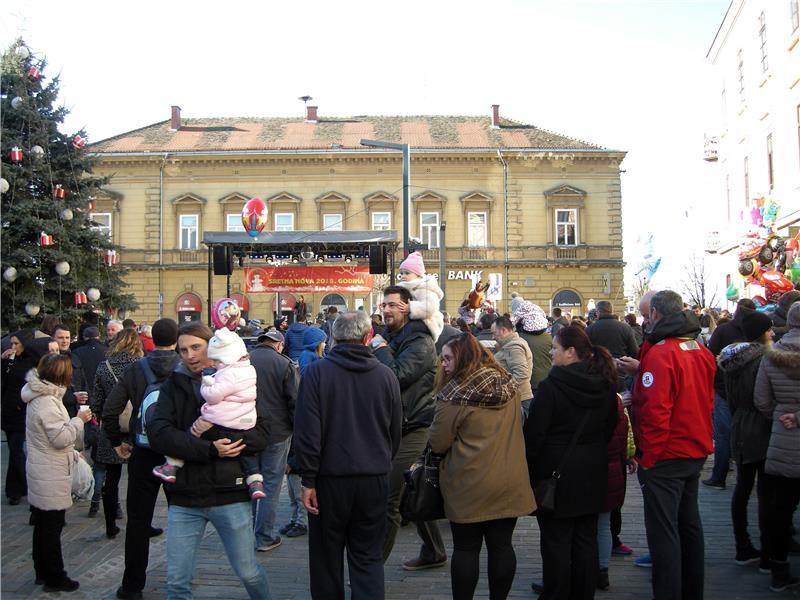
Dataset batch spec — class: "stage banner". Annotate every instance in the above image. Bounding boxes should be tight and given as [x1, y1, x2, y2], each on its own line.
[245, 266, 375, 293]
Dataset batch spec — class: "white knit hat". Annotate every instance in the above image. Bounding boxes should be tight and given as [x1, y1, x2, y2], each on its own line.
[207, 328, 247, 365]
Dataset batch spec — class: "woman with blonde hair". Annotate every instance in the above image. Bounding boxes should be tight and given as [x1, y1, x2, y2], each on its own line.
[429, 333, 534, 600]
[90, 328, 144, 534]
[25, 353, 93, 591]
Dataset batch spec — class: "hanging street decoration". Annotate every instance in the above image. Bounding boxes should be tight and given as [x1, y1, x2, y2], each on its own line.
[9, 147, 22, 163]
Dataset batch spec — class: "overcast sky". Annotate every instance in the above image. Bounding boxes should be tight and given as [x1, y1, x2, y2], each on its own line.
[1, 0, 731, 297]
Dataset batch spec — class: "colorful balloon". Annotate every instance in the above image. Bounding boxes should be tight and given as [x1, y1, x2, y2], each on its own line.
[212, 298, 241, 331]
[241, 198, 267, 238]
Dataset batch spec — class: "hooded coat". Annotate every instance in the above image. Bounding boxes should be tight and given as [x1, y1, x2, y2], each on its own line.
[754, 329, 800, 477]
[283, 322, 308, 361]
[717, 342, 771, 464]
[708, 307, 754, 398]
[524, 361, 618, 518]
[429, 366, 535, 523]
[23, 369, 85, 511]
[298, 327, 327, 377]
[294, 343, 402, 489]
[398, 275, 445, 342]
[493, 331, 534, 402]
[1, 329, 39, 432]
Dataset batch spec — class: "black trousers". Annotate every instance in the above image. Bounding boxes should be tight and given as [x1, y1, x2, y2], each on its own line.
[121, 447, 164, 592]
[610, 508, 622, 547]
[31, 507, 67, 585]
[4, 430, 27, 499]
[638, 458, 705, 600]
[731, 460, 767, 553]
[762, 473, 800, 563]
[450, 518, 518, 600]
[308, 475, 388, 600]
[536, 512, 598, 600]
[102, 462, 123, 535]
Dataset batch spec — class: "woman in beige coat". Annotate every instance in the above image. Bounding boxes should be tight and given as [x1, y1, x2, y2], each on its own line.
[23, 353, 92, 593]
[429, 333, 535, 600]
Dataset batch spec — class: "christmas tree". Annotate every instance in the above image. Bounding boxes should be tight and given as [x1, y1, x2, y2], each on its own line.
[1, 39, 137, 333]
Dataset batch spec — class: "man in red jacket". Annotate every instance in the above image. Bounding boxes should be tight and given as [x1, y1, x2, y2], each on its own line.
[631, 290, 715, 600]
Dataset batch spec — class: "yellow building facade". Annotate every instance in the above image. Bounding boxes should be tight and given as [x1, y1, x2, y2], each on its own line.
[90, 106, 626, 324]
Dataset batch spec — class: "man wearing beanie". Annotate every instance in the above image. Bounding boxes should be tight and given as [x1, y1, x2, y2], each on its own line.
[771, 291, 800, 342]
[102, 318, 180, 600]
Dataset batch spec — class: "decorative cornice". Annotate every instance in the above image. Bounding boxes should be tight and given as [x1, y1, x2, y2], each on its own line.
[266, 191, 302, 204]
[218, 192, 251, 204]
[543, 183, 587, 199]
[412, 190, 447, 204]
[459, 191, 494, 205]
[314, 191, 351, 204]
[171, 192, 207, 206]
[363, 191, 399, 205]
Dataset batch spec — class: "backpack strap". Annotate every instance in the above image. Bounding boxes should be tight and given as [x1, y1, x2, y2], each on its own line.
[138, 358, 157, 386]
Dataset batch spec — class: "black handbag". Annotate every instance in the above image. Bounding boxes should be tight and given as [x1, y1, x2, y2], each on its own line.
[400, 445, 445, 522]
[533, 411, 590, 514]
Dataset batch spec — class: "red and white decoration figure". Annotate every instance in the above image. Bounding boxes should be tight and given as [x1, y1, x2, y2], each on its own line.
[72, 135, 86, 150]
[53, 184, 65, 199]
[39, 231, 54, 246]
[27, 67, 41, 81]
[74, 291, 88, 306]
[241, 198, 268, 238]
[9, 147, 22, 163]
[104, 250, 118, 266]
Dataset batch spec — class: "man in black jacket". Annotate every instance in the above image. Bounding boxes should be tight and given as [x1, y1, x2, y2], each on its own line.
[586, 301, 639, 360]
[295, 311, 402, 598]
[249, 330, 300, 551]
[53, 324, 89, 418]
[705, 298, 756, 489]
[147, 322, 271, 600]
[103, 318, 180, 600]
[372, 285, 446, 570]
[73, 326, 107, 388]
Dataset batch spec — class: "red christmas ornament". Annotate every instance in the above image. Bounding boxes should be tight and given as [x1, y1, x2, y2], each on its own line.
[53, 184, 65, 199]
[27, 67, 41, 81]
[74, 291, 88, 306]
[39, 231, 54, 246]
[9, 147, 22, 163]
[87, 199, 96, 211]
[72, 135, 86, 150]
[103, 250, 118, 266]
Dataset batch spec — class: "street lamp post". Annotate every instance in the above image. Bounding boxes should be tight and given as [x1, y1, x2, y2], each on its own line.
[360, 139, 411, 256]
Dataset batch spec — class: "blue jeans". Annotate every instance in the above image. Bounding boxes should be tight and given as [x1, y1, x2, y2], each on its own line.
[91, 462, 106, 503]
[166, 502, 270, 600]
[286, 473, 307, 527]
[711, 393, 731, 484]
[253, 437, 291, 546]
[597, 512, 612, 569]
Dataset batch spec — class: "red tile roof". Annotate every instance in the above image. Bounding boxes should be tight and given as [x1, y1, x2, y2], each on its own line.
[90, 115, 607, 153]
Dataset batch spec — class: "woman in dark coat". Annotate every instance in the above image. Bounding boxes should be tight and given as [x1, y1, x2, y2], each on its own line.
[524, 325, 618, 600]
[1, 330, 51, 504]
[90, 328, 143, 535]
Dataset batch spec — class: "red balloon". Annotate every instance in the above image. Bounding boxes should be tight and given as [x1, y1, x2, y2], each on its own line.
[241, 198, 268, 237]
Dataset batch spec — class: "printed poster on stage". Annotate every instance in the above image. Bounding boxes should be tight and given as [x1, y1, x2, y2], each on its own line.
[244, 266, 375, 293]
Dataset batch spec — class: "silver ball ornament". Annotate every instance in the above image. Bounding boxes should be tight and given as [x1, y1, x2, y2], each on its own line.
[11, 96, 23, 109]
[31, 145, 45, 158]
[86, 287, 101, 302]
[0, 178, 9, 194]
[25, 303, 41, 317]
[59, 208, 73, 220]
[16, 46, 30, 59]
[55, 261, 70, 276]
[3, 267, 18, 282]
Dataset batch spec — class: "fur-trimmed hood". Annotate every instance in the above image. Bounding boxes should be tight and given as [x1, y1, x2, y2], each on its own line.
[21, 368, 66, 404]
[717, 342, 766, 373]
[764, 329, 800, 379]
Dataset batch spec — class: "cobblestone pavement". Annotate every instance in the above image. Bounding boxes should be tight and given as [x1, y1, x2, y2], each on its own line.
[1, 445, 797, 599]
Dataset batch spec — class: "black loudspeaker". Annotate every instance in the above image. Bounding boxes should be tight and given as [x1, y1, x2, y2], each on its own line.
[369, 245, 387, 274]
[213, 246, 233, 275]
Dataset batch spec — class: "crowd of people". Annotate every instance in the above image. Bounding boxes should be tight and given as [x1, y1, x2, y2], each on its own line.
[2, 252, 800, 599]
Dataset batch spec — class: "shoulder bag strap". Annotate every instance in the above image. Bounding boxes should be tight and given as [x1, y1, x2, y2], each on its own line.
[106, 359, 119, 383]
[552, 410, 592, 478]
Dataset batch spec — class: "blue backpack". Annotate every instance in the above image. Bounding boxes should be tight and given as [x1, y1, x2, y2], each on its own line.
[134, 359, 161, 448]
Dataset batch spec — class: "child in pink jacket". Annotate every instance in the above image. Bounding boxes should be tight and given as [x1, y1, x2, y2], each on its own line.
[152, 328, 265, 499]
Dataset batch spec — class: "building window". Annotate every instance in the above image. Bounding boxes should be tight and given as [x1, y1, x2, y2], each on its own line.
[792, 0, 800, 33]
[372, 212, 391, 230]
[759, 11, 768, 73]
[420, 212, 440, 249]
[555, 209, 578, 246]
[323, 214, 343, 231]
[744, 156, 750, 206]
[275, 213, 294, 232]
[467, 212, 487, 247]
[179, 214, 198, 250]
[90, 212, 112, 238]
[738, 49, 745, 103]
[767, 134, 774, 190]
[226, 213, 244, 232]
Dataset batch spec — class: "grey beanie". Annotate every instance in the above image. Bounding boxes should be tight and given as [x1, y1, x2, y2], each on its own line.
[788, 301, 800, 329]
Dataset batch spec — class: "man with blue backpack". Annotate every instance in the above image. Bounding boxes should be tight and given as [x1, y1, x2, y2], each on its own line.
[102, 318, 180, 600]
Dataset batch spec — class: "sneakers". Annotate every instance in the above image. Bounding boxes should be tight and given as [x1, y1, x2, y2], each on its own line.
[107, 525, 121, 539]
[43, 577, 80, 592]
[770, 561, 800, 592]
[597, 568, 610, 591]
[402, 556, 447, 571]
[285, 524, 307, 538]
[531, 581, 544, 593]
[116, 586, 144, 600]
[634, 554, 652, 568]
[152, 463, 178, 484]
[256, 537, 282, 552]
[248, 480, 266, 500]
[279, 522, 295, 535]
[701, 478, 725, 490]
[612, 543, 634, 556]
[761, 558, 773, 574]
[735, 546, 761, 565]
[88, 500, 99, 518]
[148, 527, 163, 538]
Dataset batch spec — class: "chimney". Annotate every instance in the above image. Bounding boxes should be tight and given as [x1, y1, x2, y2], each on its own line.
[491, 104, 500, 129]
[170, 105, 182, 131]
[306, 105, 318, 123]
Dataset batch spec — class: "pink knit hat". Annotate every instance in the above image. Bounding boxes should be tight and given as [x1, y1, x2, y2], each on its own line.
[399, 251, 426, 277]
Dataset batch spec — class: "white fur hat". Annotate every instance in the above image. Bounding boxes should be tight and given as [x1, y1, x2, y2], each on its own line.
[207, 328, 247, 365]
